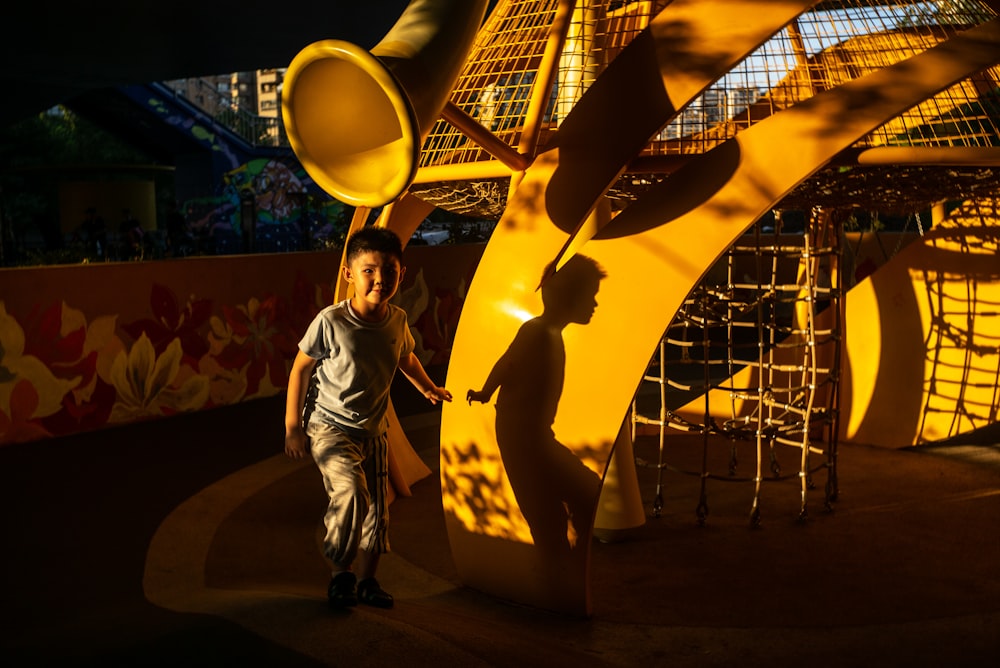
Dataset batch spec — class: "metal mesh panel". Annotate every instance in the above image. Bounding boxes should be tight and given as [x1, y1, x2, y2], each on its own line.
[420, 0, 561, 169]
[656, 1, 1000, 155]
[419, 0, 663, 169]
[413, 0, 1000, 218]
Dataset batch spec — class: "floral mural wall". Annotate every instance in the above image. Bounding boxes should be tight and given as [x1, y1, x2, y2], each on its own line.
[0, 244, 483, 446]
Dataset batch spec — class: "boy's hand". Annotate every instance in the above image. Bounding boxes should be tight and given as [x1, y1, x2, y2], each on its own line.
[424, 386, 453, 404]
[284, 426, 309, 459]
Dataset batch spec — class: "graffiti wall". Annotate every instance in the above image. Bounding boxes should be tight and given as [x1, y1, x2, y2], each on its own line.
[177, 158, 351, 257]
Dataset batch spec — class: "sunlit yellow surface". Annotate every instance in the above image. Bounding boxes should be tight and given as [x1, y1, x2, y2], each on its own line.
[442, 0, 831, 617]
[843, 200, 1000, 446]
[283, 40, 420, 207]
[280, 0, 1000, 618]
[444, 11, 1000, 615]
[576, 22, 1000, 459]
[671, 198, 1000, 451]
[282, 0, 488, 207]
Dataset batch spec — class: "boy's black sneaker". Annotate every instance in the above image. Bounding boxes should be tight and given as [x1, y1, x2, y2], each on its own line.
[327, 572, 358, 609]
[357, 578, 394, 609]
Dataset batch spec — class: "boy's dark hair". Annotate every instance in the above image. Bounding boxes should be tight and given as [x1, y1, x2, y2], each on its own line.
[345, 226, 404, 264]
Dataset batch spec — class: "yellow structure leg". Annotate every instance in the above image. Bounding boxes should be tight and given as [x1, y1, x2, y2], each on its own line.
[334, 195, 439, 501]
[381, 194, 438, 499]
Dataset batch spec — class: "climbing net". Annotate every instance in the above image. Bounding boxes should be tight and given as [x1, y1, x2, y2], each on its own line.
[632, 207, 843, 527]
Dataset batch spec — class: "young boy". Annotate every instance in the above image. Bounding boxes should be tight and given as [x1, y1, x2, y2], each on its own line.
[284, 227, 452, 610]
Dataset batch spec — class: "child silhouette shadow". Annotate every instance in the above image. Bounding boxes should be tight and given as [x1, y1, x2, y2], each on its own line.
[467, 254, 606, 558]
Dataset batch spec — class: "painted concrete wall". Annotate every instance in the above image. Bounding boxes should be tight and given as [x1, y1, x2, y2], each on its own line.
[0, 244, 483, 445]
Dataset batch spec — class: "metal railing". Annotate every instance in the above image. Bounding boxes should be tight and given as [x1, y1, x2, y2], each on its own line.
[162, 78, 288, 148]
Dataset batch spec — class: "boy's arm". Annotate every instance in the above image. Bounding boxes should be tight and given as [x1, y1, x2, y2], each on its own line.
[284, 350, 318, 459]
[398, 352, 453, 404]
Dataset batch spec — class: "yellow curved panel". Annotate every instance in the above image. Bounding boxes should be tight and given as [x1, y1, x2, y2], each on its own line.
[565, 17, 1000, 466]
[382, 194, 438, 497]
[441, 0, 825, 616]
[843, 201, 1000, 446]
[445, 15, 1000, 616]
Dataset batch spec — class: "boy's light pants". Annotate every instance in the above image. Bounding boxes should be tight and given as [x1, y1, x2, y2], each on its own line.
[307, 422, 390, 570]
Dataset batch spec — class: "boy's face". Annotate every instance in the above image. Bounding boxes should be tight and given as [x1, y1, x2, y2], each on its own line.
[343, 250, 404, 315]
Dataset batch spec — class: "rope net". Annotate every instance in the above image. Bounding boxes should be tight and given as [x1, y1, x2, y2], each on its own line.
[631, 208, 843, 526]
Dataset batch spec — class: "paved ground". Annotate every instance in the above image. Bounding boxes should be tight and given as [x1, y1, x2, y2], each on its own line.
[3, 393, 1000, 667]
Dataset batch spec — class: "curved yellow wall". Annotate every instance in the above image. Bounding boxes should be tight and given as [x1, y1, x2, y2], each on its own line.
[441, 11, 1000, 616]
[843, 200, 1000, 446]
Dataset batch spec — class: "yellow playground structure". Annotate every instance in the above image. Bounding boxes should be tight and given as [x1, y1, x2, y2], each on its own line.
[282, 0, 1000, 615]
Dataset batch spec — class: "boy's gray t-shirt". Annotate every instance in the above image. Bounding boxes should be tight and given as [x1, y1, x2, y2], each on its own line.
[300, 300, 415, 437]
